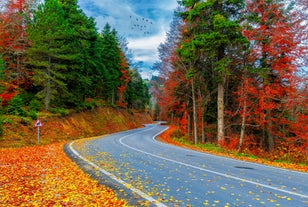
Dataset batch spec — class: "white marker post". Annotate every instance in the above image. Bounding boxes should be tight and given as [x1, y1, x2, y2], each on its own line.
[34, 119, 42, 144]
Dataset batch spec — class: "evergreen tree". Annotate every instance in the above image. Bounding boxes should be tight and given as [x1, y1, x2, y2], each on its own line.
[100, 24, 122, 104]
[126, 68, 150, 110]
[178, 0, 246, 144]
[27, 0, 72, 111]
[58, 0, 99, 106]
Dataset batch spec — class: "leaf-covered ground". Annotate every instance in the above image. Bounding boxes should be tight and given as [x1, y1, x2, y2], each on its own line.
[1, 122, 306, 206]
[158, 125, 308, 173]
[0, 142, 130, 207]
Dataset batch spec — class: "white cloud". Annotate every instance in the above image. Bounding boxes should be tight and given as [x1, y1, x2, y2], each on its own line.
[128, 30, 167, 63]
[78, 0, 178, 70]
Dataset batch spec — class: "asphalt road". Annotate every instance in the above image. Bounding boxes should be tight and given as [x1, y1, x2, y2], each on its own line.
[67, 124, 308, 207]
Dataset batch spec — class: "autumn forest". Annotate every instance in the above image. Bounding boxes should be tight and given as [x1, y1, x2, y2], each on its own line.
[0, 0, 308, 206]
[151, 0, 308, 164]
[0, 0, 308, 163]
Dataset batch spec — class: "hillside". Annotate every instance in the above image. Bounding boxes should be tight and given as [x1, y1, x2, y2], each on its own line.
[0, 107, 153, 148]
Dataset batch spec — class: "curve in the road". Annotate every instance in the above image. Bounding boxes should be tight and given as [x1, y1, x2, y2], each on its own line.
[119, 132, 308, 199]
[67, 124, 308, 206]
[68, 129, 168, 207]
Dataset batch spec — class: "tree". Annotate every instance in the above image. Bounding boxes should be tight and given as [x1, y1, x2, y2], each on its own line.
[27, 0, 72, 111]
[117, 52, 130, 108]
[0, 0, 35, 89]
[100, 24, 122, 104]
[126, 68, 150, 110]
[58, 0, 99, 106]
[178, 0, 246, 144]
[241, 0, 307, 150]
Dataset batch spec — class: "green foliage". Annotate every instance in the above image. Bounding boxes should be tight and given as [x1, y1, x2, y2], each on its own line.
[76, 99, 100, 111]
[1, 0, 150, 116]
[28, 99, 43, 112]
[5, 95, 27, 117]
[20, 117, 31, 126]
[125, 69, 150, 110]
[27, 0, 72, 111]
[49, 108, 69, 116]
[98, 24, 122, 103]
[185, 69, 195, 80]
[28, 110, 38, 120]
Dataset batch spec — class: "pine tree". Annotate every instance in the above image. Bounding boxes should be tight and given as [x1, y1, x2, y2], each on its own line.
[27, 0, 72, 111]
[178, 0, 246, 144]
[100, 24, 122, 104]
[57, 0, 99, 106]
[126, 68, 150, 110]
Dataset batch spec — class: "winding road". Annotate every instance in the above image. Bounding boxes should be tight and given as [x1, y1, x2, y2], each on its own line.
[66, 124, 308, 207]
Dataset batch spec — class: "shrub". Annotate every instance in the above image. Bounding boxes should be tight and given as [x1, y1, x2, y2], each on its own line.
[5, 95, 27, 117]
[28, 110, 38, 120]
[28, 99, 43, 112]
[58, 108, 69, 116]
[50, 108, 69, 116]
[20, 117, 31, 126]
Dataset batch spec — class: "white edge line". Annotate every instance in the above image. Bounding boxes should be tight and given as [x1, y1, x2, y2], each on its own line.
[119, 126, 308, 199]
[153, 127, 308, 176]
[68, 140, 167, 207]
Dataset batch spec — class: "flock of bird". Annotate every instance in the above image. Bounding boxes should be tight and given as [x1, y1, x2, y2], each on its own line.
[129, 15, 153, 36]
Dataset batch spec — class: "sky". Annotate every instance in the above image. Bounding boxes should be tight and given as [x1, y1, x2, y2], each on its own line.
[78, 0, 179, 78]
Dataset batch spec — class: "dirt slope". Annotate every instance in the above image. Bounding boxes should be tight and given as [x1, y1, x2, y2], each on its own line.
[0, 107, 153, 148]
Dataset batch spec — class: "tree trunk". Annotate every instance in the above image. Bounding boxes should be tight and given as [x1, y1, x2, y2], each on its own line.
[45, 56, 51, 111]
[201, 104, 206, 143]
[192, 79, 198, 144]
[239, 74, 248, 151]
[239, 98, 247, 151]
[267, 109, 274, 150]
[187, 111, 191, 141]
[217, 82, 224, 142]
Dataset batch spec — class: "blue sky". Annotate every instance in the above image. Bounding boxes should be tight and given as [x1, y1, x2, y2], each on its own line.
[78, 0, 179, 78]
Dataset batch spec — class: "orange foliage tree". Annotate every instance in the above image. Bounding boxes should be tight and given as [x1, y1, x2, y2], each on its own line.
[117, 52, 130, 108]
[0, 0, 35, 89]
[239, 0, 308, 151]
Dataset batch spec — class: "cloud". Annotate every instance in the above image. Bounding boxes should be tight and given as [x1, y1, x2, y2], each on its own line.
[128, 31, 167, 63]
[78, 0, 178, 72]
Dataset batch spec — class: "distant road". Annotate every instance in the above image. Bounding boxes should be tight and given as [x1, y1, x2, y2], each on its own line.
[67, 124, 308, 207]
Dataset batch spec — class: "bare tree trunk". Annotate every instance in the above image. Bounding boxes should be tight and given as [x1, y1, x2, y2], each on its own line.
[45, 56, 51, 111]
[192, 79, 198, 144]
[217, 82, 224, 142]
[239, 73, 248, 151]
[201, 104, 206, 143]
[187, 111, 191, 140]
[267, 109, 274, 150]
[239, 98, 247, 151]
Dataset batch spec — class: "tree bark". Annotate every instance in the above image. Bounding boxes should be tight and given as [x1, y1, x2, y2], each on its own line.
[239, 98, 247, 151]
[217, 82, 224, 142]
[201, 104, 206, 143]
[45, 56, 51, 111]
[192, 79, 198, 144]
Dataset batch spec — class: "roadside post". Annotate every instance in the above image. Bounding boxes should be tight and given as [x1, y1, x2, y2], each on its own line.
[34, 119, 42, 144]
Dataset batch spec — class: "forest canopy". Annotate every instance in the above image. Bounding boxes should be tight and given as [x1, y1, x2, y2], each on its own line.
[0, 0, 150, 115]
[150, 0, 308, 161]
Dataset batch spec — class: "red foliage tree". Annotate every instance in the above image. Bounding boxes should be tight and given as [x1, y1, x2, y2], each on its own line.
[117, 52, 130, 108]
[0, 0, 34, 89]
[240, 0, 308, 150]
